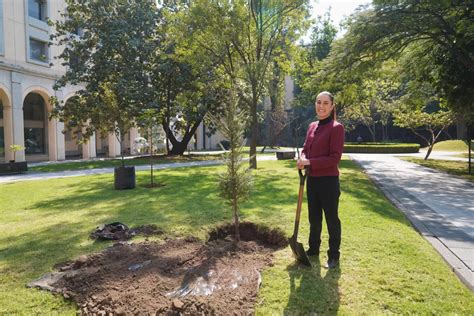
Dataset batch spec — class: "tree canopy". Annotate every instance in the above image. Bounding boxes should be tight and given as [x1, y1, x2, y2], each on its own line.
[333, 0, 474, 121]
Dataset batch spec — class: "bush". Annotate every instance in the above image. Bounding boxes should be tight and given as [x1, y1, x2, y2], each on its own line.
[344, 143, 420, 153]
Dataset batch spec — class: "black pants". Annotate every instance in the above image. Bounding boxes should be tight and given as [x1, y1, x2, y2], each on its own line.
[307, 176, 341, 260]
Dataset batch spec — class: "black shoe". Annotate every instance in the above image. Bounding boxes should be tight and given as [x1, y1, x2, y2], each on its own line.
[306, 248, 319, 257]
[325, 258, 339, 269]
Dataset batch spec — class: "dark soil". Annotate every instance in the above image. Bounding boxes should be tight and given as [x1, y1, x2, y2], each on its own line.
[34, 222, 287, 315]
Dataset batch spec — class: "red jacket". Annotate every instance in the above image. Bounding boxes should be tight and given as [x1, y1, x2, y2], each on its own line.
[301, 119, 345, 177]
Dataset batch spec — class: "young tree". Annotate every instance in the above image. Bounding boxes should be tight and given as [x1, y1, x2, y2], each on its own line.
[210, 89, 253, 241]
[137, 108, 162, 187]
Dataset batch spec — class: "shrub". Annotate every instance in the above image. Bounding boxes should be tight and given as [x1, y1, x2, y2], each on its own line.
[343, 143, 420, 153]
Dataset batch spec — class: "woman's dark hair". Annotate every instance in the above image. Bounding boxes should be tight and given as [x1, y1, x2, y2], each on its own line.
[317, 91, 336, 120]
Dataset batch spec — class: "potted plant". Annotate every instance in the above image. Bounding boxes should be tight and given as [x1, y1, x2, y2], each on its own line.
[0, 144, 28, 174]
[9, 144, 24, 162]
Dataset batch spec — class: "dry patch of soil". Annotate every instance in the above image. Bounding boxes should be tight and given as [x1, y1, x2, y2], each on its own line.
[29, 222, 287, 315]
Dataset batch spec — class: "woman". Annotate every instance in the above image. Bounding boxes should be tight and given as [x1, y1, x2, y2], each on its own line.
[296, 91, 344, 269]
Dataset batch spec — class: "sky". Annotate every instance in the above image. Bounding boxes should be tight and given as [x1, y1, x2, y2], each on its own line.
[302, 0, 372, 42]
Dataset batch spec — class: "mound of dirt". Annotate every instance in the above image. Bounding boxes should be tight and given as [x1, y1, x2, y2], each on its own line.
[28, 222, 287, 315]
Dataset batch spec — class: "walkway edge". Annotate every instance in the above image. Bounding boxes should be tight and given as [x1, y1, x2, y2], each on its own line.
[351, 158, 474, 292]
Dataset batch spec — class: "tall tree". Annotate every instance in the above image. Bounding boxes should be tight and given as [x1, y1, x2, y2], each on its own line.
[293, 9, 337, 108]
[333, 1, 474, 122]
[50, 0, 160, 159]
[154, 3, 228, 155]
[188, 0, 310, 168]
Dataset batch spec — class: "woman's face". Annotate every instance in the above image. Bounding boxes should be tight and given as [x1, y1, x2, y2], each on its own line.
[315, 94, 334, 120]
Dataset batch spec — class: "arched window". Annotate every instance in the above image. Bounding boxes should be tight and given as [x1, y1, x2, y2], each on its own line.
[0, 99, 4, 159]
[23, 93, 46, 155]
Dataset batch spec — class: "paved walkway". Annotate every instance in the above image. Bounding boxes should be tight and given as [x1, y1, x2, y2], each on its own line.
[0, 155, 277, 184]
[349, 153, 474, 291]
[395, 150, 469, 162]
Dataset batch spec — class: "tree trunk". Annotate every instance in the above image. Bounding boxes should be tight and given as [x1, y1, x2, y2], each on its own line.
[116, 132, 125, 167]
[468, 127, 472, 175]
[249, 99, 258, 169]
[382, 124, 387, 142]
[233, 197, 240, 241]
[166, 110, 170, 154]
[424, 131, 436, 160]
[424, 144, 434, 160]
[163, 118, 203, 156]
[169, 142, 187, 155]
[150, 127, 154, 187]
[368, 125, 376, 143]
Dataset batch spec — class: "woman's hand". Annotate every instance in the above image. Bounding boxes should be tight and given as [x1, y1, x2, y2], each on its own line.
[296, 158, 310, 170]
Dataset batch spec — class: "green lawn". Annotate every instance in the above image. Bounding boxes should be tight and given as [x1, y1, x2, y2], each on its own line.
[401, 157, 474, 182]
[426, 139, 472, 152]
[0, 159, 472, 314]
[28, 149, 276, 173]
[28, 154, 221, 173]
[457, 153, 471, 159]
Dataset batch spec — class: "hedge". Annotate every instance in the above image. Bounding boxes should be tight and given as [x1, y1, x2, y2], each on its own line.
[343, 143, 420, 153]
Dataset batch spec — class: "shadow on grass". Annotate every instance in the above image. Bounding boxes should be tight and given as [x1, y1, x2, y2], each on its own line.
[3, 165, 297, 273]
[0, 220, 105, 279]
[2, 159, 408, 280]
[284, 260, 340, 315]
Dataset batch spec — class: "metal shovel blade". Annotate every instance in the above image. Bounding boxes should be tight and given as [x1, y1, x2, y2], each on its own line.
[289, 235, 311, 267]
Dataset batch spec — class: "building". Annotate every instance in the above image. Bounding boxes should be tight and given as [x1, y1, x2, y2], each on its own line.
[0, 0, 148, 163]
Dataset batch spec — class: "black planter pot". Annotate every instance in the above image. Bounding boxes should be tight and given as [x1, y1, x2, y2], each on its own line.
[114, 166, 136, 190]
[276, 150, 295, 160]
[0, 161, 28, 175]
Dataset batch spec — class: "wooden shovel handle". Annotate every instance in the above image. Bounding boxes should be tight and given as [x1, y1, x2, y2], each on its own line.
[293, 166, 308, 238]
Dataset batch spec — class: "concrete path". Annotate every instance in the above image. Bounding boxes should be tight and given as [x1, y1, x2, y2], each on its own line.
[349, 153, 474, 291]
[396, 150, 469, 162]
[0, 155, 277, 184]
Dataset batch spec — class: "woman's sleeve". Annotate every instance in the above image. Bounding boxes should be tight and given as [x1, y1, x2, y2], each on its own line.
[301, 123, 314, 158]
[309, 124, 344, 170]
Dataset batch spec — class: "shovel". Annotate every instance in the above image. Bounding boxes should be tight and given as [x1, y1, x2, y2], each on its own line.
[288, 164, 311, 267]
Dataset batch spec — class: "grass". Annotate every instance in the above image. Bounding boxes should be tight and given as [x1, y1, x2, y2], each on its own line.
[28, 154, 222, 173]
[425, 139, 472, 152]
[0, 159, 473, 314]
[401, 157, 474, 182]
[457, 153, 471, 158]
[28, 149, 277, 173]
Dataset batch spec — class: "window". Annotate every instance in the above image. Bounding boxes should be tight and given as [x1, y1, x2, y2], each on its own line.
[28, 0, 46, 21]
[23, 93, 46, 155]
[29, 38, 48, 62]
[0, 100, 3, 158]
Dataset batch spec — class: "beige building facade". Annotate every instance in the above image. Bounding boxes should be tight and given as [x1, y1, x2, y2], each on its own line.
[0, 0, 146, 163]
